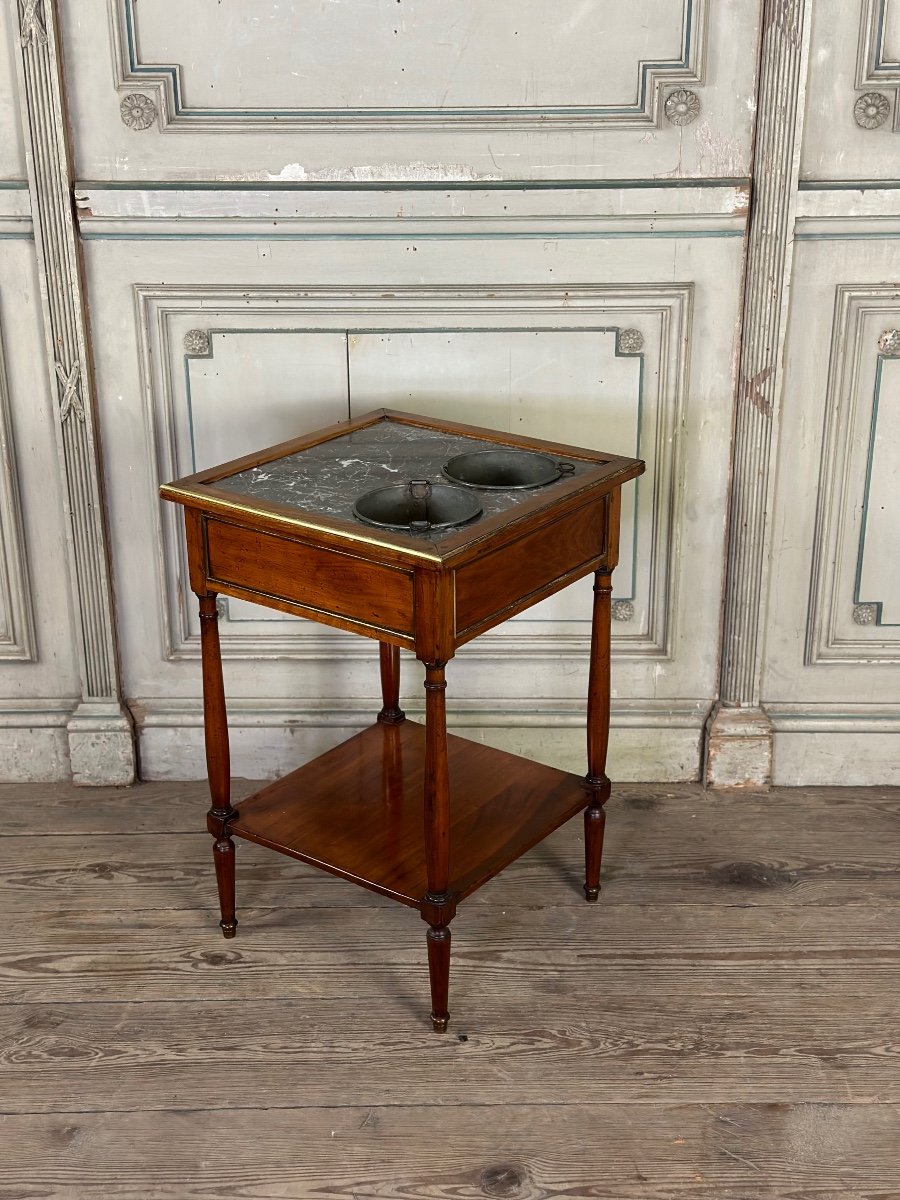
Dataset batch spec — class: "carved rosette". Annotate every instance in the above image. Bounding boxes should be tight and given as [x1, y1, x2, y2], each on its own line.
[852, 603, 878, 626]
[853, 92, 891, 129]
[612, 600, 635, 622]
[184, 329, 211, 356]
[878, 329, 900, 356]
[665, 88, 700, 126]
[215, 596, 229, 621]
[120, 93, 158, 130]
[617, 329, 644, 355]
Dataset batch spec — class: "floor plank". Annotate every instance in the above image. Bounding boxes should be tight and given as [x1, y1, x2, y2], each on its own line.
[0, 781, 898, 1198]
[1, 994, 897, 1113]
[2, 791, 899, 912]
[1, 1103, 898, 1199]
[2, 780, 897, 836]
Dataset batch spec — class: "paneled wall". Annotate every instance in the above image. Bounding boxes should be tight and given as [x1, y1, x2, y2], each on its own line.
[761, 0, 900, 783]
[0, 0, 80, 780]
[0, 0, 896, 785]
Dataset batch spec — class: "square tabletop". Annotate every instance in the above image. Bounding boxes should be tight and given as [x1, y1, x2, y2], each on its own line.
[160, 408, 644, 566]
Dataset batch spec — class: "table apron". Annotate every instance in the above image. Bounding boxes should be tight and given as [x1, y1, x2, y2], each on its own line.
[454, 496, 610, 640]
[204, 518, 417, 641]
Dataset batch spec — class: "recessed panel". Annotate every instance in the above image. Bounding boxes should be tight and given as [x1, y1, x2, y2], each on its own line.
[888, 0, 900, 54]
[777, 280, 900, 673]
[0, 305, 34, 660]
[348, 329, 643, 626]
[132, 0, 689, 113]
[183, 329, 348, 624]
[0, 5, 26, 179]
[185, 330, 347, 472]
[858, 356, 900, 624]
[131, 284, 692, 673]
[803, 0, 900, 181]
[61, 2, 762, 180]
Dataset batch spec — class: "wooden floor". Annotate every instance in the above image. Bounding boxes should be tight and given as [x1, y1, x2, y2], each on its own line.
[0, 779, 898, 1198]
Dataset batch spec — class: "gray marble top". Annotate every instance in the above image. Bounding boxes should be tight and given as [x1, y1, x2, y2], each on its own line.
[217, 419, 590, 543]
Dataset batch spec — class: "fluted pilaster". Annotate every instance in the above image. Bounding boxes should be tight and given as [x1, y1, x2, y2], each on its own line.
[12, 0, 133, 783]
[709, 0, 812, 785]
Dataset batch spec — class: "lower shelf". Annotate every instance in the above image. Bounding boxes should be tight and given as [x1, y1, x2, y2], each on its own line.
[229, 719, 590, 908]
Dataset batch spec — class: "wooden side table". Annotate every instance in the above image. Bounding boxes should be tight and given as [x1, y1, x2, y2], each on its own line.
[161, 409, 644, 1029]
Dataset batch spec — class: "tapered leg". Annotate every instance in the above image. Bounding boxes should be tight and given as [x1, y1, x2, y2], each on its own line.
[212, 836, 236, 935]
[422, 660, 454, 1030]
[377, 642, 405, 724]
[583, 805, 607, 903]
[584, 571, 612, 902]
[426, 924, 451, 1032]
[199, 593, 238, 937]
[423, 662, 450, 898]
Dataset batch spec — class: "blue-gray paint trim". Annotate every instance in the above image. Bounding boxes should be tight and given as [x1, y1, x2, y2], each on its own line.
[871, 0, 899, 76]
[82, 230, 744, 242]
[854, 354, 897, 626]
[77, 177, 749, 192]
[123, 0, 698, 121]
[798, 178, 900, 190]
[183, 325, 646, 609]
[795, 232, 900, 240]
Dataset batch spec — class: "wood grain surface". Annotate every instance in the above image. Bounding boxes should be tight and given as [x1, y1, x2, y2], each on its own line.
[0, 781, 898, 1198]
[206, 519, 417, 636]
[227, 721, 588, 907]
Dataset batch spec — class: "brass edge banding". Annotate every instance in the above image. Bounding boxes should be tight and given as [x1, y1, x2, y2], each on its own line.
[161, 455, 641, 567]
[208, 515, 416, 575]
[160, 486, 443, 564]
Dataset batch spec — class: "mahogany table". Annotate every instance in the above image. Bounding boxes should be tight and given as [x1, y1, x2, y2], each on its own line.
[161, 409, 644, 1030]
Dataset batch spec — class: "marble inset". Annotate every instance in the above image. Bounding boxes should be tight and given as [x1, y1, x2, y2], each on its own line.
[216, 419, 592, 543]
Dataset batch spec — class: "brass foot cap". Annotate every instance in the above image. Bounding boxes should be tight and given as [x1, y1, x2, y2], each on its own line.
[583, 886, 600, 903]
[221, 922, 238, 938]
[431, 1014, 450, 1032]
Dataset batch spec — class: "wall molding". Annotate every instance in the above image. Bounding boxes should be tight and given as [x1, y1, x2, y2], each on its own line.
[134, 696, 708, 784]
[0, 698, 72, 782]
[74, 183, 749, 240]
[135, 284, 691, 665]
[134, 694, 709, 730]
[12, 0, 134, 784]
[771, 699, 900, 786]
[858, 0, 899, 82]
[0, 305, 36, 661]
[795, 183, 900, 235]
[0, 184, 32, 237]
[857, 0, 900, 130]
[108, 0, 708, 133]
[769, 700, 900, 731]
[806, 286, 900, 663]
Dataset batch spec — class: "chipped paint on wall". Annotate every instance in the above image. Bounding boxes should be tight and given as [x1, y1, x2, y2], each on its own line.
[262, 161, 502, 183]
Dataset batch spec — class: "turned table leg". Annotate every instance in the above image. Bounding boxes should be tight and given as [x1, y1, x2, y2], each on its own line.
[377, 642, 405, 724]
[421, 660, 454, 1031]
[584, 570, 613, 903]
[199, 593, 238, 937]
